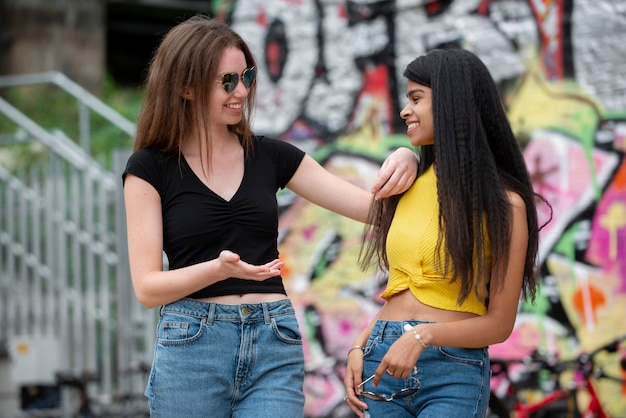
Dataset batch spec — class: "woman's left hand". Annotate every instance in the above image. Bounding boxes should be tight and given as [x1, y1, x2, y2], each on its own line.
[371, 147, 417, 200]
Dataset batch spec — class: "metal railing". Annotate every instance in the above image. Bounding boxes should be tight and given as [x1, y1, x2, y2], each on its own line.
[0, 72, 135, 152]
[0, 72, 155, 414]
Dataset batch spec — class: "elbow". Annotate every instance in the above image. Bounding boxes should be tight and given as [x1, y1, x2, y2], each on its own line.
[138, 298, 159, 310]
[492, 334, 512, 346]
[491, 323, 516, 345]
[134, 291, 158, 309]
[132, 282, 160, 309]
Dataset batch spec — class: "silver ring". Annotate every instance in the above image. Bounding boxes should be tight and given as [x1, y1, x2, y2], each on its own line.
[386, 368, 394, 376]
[344, 395, 348, 401]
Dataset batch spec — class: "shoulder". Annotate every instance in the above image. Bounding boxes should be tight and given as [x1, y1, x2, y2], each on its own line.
[129, 147, 175, 162]
[127, 148, 178, 169]
[249, 136, 306, 187]
[124, 148, 178, 183]
[252, 136, 305, 159]
[506, 190, 528, 226]
[506, 190, 526, 211]
[254, 135, 299, 150]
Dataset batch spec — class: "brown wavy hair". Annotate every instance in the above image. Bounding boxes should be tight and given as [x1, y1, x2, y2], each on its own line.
[360, 48, 551, 305]
[133, 15, 257, 160]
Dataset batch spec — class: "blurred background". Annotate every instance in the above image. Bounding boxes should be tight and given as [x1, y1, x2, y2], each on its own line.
[0, 0, 625, 417]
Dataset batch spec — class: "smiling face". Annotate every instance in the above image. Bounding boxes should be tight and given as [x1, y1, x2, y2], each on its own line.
[400, 80, 434, 147]
[209, 46, 252, 127]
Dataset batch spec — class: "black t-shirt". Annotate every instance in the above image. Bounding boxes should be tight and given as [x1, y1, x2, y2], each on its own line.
[122, 136, 305, 298]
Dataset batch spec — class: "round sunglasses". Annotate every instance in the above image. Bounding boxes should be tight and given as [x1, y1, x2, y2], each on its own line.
[218, 66, 257, 93]
[358, 373, 419, 402]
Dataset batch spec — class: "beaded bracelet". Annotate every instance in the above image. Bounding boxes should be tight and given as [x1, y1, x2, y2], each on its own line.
[403, 323, 428, 348]
[347, 345, 365, 355]
[412, 330, 428, 348]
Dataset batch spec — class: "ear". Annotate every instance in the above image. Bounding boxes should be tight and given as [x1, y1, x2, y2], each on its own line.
[181, 88, 194, 100]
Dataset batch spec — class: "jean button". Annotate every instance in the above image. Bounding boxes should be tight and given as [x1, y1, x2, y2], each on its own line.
[242, 307, 251, 315]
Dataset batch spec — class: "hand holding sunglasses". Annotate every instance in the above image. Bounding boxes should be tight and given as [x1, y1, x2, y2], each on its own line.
[218, 66, 257, 93]
[357, 373, 419, 402]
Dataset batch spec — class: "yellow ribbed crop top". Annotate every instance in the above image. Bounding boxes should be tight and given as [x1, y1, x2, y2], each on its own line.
[381, 165, 489, 316]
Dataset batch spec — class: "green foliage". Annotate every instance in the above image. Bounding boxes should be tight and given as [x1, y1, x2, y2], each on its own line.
[0, 74, 143, 171]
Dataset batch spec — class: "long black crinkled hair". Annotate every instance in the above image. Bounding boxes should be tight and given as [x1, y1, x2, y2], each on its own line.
[360, 48, 550, 305]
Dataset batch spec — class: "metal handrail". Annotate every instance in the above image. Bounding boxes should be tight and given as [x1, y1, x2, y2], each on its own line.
[0, 73, 151, 412]
[0, 71, 136, 152]
[0, 96, 97, 170]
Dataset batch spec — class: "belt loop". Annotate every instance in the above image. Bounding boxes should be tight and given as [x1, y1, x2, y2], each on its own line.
[262, 302, 271, 325]
[378, 320, 389, 339]
[159, 305, 165, 316]
[206, 303, 216, 325]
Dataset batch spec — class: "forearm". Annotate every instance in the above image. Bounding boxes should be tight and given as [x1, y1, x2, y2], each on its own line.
[131, 259, 224, 308]
[320, 182, 371, 223]
[130, 250, 284, 309]
[412, 312, 517, 349]
[287, 156, 372, 223]
[287, 150, 417, 224]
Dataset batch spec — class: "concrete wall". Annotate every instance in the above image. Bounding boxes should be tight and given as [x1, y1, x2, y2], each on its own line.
[0, 0, 105, 92]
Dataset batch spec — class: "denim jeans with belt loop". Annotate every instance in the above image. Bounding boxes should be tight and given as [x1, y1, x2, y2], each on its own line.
[145, 298, 305, 418]
[361, 320, 490, 418]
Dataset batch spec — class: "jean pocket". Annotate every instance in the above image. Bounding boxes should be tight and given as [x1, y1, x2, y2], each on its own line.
[437, 346, 485, 367]
[157, 312, 205, 345]
[270, 314, 302, 344]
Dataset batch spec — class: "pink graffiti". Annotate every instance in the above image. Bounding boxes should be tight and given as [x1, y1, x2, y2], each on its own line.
[587, 160, 626, 292]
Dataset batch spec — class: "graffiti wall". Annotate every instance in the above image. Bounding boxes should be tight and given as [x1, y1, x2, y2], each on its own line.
[215, 0, 626, 416]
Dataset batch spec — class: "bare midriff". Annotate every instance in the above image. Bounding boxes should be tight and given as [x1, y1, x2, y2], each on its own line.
[379, 289, 479, 322]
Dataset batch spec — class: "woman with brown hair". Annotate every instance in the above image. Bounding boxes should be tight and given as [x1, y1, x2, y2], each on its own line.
[122, 15, 417, 418]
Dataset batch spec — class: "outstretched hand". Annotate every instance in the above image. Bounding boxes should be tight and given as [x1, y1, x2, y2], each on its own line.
[216, 250, 284, 281]
[371, 147, 417, 200]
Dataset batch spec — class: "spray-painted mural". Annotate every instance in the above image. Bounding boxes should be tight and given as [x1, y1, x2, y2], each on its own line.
[212, 0, 626, 416]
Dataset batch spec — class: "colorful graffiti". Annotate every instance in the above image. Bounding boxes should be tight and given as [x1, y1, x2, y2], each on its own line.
[214, 0, 626, 416]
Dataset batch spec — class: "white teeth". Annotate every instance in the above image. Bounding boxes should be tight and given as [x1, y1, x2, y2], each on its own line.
[226, 103, 242, 109]
[407, 122, 418, 130]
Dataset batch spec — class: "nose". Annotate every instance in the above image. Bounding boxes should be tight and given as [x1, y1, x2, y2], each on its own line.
[232, 76, 250, 97]
[400, 103, 411, 119]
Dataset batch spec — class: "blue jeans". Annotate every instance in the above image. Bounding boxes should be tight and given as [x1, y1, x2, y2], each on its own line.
[360, 320, 490, 418]
[145, 298, 305, 418]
